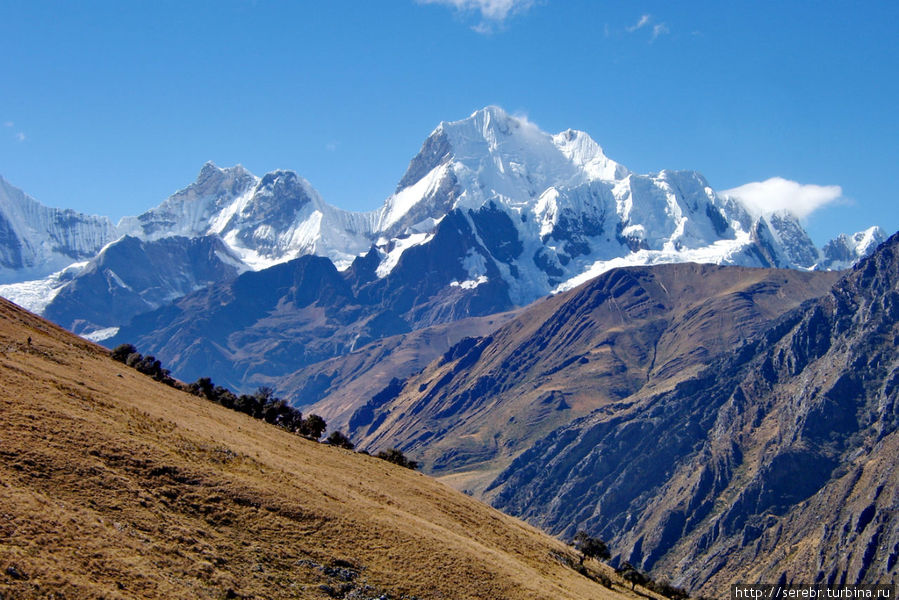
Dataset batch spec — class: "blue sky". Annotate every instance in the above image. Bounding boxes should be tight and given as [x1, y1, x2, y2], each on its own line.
[1, 0, 897, 244]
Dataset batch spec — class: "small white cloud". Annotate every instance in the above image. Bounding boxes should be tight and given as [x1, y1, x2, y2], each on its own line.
[722, 177, 843, 219]
[325, 141, 338, 152]
[627, 14, 651, 32]
[3, 121, 12, 128]
[418, 0, 536, 33]
[651, 23, 669, 41]
[15, 132, 26, 142]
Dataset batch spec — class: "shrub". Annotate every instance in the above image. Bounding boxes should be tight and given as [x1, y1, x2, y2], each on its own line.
[326, 431, 355, 450]
[111, 343, 138, 363]
[572, 530, 611, 565]
[300, 414, 327, 440]
[649, 580, 690, 600]
[375, 448, 418, 470]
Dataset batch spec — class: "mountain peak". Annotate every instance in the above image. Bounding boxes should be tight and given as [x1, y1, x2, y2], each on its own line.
[196, 161, 253, 184]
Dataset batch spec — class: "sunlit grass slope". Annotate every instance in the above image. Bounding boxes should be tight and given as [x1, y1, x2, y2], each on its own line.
[0, 297, 632, 600]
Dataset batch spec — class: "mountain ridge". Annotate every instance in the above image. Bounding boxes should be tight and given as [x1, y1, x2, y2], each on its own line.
[0, 106, 883, 340]
[486, 231, 899, 593]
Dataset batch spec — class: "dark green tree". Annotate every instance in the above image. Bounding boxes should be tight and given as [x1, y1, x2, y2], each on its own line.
[191, 377, 216, 400]
[572, 531, 611, 565]
[617, 562, 648, 590]
[326, 430, 355, 450]
[375, 448, 419, 470]
[111, 343, 138, 363]
[301, 414, 327, 440]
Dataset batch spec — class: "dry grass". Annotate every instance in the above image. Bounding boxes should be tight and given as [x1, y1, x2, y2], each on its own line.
[0, 298, 631, 600]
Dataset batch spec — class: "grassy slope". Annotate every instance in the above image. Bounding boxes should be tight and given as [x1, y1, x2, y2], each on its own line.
[0, 297, 632, 600]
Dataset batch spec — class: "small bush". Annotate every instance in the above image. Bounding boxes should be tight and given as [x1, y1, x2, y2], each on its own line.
[326, 431, 355, 450]
[649, 580, 690, 600]
[572, 530, 611, 564]
[375, 448, 418, 470]
[300, 414, 327, 440]
[111, 343, 138, 363]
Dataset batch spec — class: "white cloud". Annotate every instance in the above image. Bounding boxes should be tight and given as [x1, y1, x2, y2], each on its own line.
[15, 132, 26, 142]
[3, 121, 12, 128]
[418, 0, 536, 32]
[722, 177, 843, 219]
[627, 14, 651, 32]
[651, 23, 669, 41]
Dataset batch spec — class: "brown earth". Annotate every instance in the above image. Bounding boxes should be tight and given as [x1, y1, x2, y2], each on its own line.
[0, 297, 638, 600]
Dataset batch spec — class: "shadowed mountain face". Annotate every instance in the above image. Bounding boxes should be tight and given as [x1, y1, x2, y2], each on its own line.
[344, 263, 840, 494]
[107, 210, 514, 392]
[487, 233, 899, 594]
[42, 235, 243, 335]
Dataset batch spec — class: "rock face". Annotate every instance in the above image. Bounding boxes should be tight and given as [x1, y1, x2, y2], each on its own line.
[345, 263, 840, 495]
[486, 232, 899, 594]
[0, 176, 117, 283]
[820, 227, 886, 270]
[41, 235, 244, 335]
[118, 163, 376, 270]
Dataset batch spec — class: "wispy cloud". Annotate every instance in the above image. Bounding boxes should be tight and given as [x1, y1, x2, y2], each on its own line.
[15, 132, 26, 142]
[627, 14, 651, 32]
[3, 121, 13, 128]
[651, 23, 669, 41]
[722, 177, 843, 219]
[625, 13, 669, 41]
[418, 0, 537, 33]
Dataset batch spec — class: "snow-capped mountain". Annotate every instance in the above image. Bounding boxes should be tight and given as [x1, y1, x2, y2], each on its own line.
[41, 235, 245, 336]
[0, 106, 884, 345]
[118, 163, 377, 270]
[820, 226, 885, 270]
[366, 106, 835, 304]
[0, 176, 118, 284]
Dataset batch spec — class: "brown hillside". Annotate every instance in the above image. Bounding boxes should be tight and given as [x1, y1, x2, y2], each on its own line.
[0, 297, 630, 600]
[283, 310, 519, 432]
[348, 264, 839, 495]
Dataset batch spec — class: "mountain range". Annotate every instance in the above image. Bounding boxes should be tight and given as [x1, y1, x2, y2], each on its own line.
[0, 106, 883, 390]
[351, 231, 899, 594]
[0, 106, 895, 596]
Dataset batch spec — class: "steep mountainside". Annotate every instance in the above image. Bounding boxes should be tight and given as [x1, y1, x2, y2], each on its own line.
[489, 233, 899, 594]
[345, 263, 839, 494]
[41, 235, 244, 336]
[0, 296, 631, 600]
[0, 176, 117, 283]
[107, 213, 516, 392]
[284, 310, 520, 430]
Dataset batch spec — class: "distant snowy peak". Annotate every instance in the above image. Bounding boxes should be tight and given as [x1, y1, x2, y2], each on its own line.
[0, 176, 117, 283]
[821, 226, 886, 270]
[120, 162, 376, 270]
[552, 128, 629, 182]
[378, 106, 629, 238]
